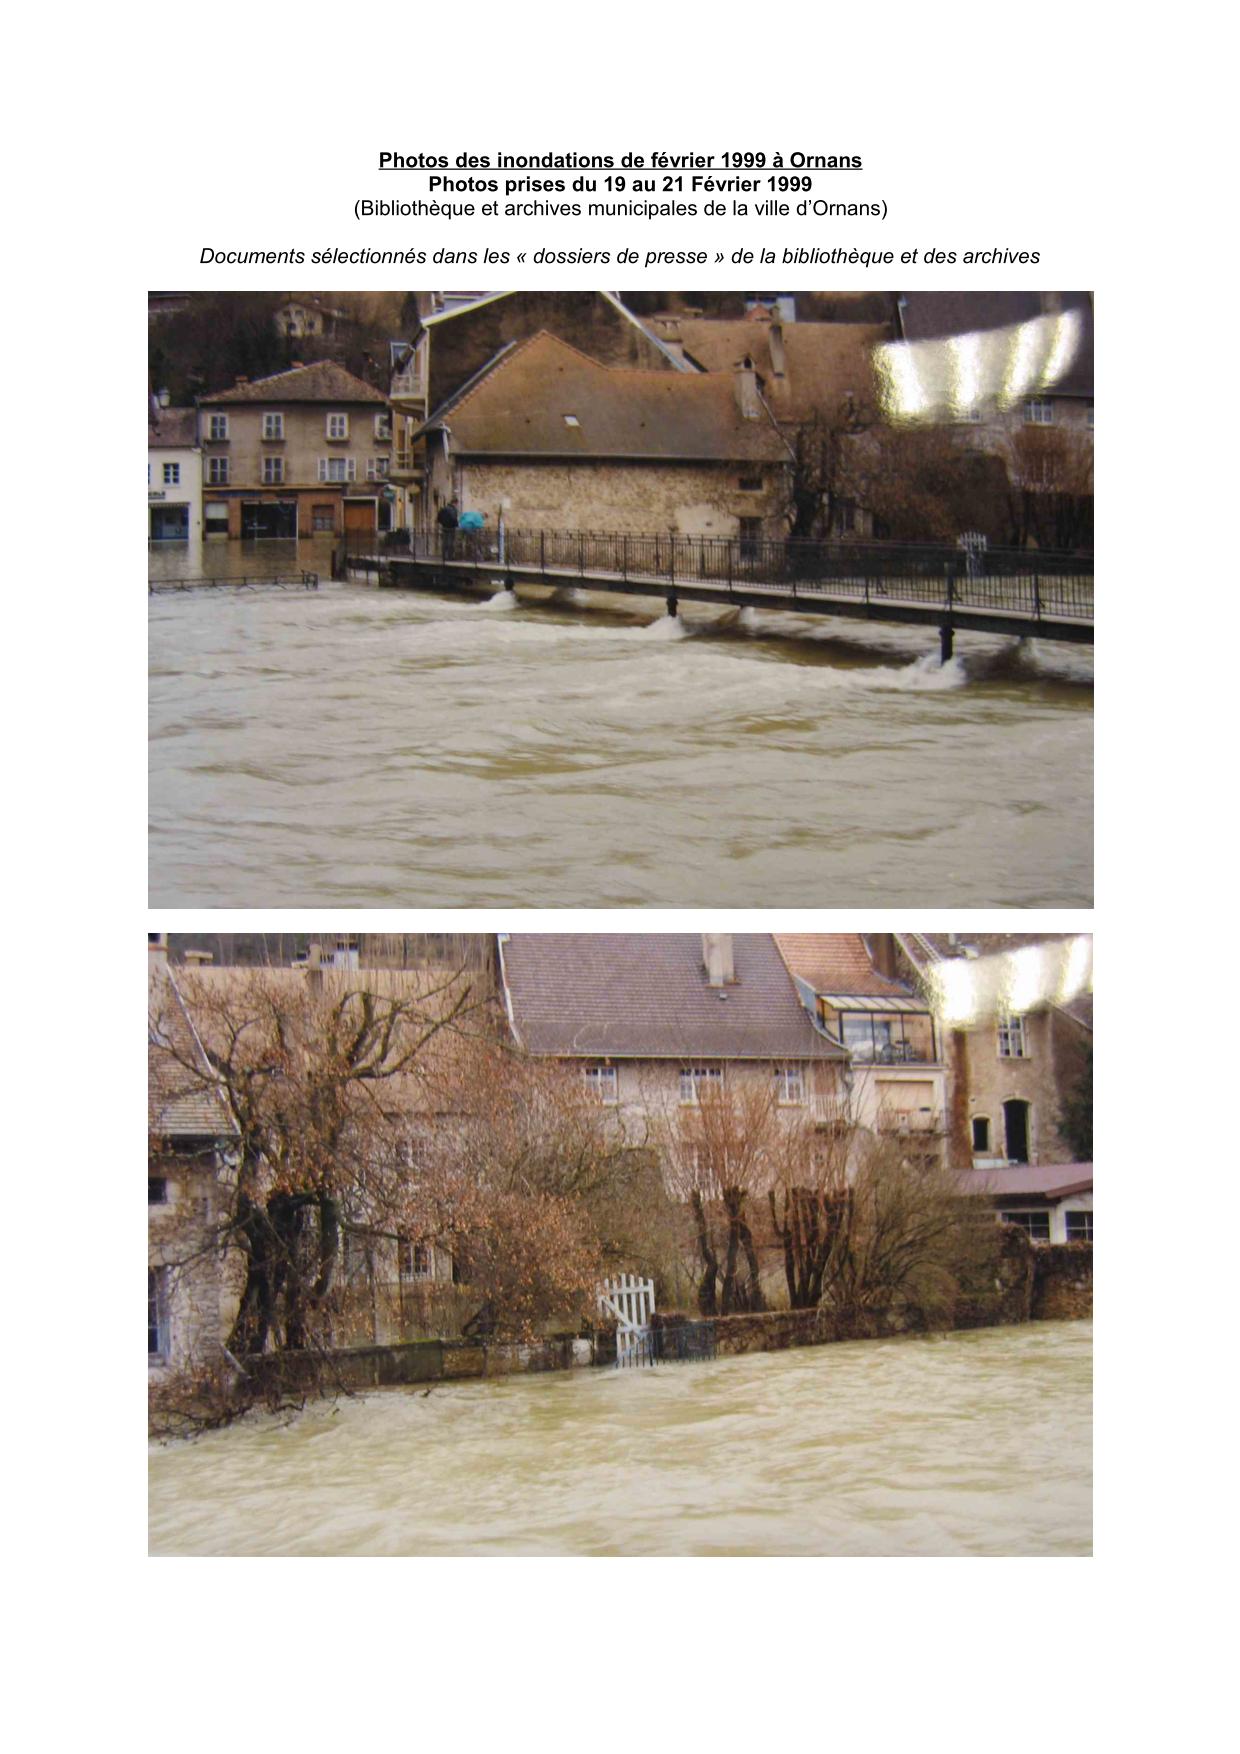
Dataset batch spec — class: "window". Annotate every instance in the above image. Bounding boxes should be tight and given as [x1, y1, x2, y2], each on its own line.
[774, 1065, 805, 1104]
[971, 1116, 991, 1154]
[375, 414, 392, 440]
[367, 457, 390, 480]
[262, 456, 284, 484]
[563, 414, 580, 427]
[997, 1014, 1027, 1058]
[262, 412, 284, 440]
[583, 1064, 618, 1104]
[680, 1066, 723, 1105]
[399, 1240, 433, 1280]
[318, 457, 356, 483]
[737, 476, 763, 492]
[1024, 398, 1054, 425]
[1066, 1211, 1093, 1242]
[207, 413, 229, 440]
[162, 462, 180, 485]
[312, 505, 335, 531]
[1001, 1210, 1050, 1242]
[326, 412, 349, 440]
[954, 407, 983, 423]
[207, 456, 229, 484]
[148, 1177, 168, 1205]
[148, 1268, 166, 1356]
[840, 1011, 935, 1065]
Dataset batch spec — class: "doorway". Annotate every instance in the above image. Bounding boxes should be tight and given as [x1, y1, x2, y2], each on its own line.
[1003, 1099, 1031, 1164]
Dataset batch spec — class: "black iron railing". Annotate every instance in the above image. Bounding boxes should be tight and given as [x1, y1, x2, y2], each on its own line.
[342, 528, 1093, 623]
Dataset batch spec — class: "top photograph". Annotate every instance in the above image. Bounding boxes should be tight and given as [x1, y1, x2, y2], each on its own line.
[148, 290, 1093, 908]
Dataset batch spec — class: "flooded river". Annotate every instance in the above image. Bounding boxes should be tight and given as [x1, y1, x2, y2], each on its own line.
[148, 1321, 1091, 1557]
[148, 540, 1092, 907]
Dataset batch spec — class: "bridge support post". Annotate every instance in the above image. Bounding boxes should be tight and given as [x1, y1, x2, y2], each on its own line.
[505, 576, 515, 593]
[939, 622, 954, 663]
[666, 591, 679, 618]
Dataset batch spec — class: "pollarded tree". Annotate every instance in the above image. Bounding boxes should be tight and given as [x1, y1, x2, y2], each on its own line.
[151, 963, 486, 1356]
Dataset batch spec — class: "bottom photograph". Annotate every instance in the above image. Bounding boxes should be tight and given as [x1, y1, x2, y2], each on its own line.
[147, 929, 1093, 1558]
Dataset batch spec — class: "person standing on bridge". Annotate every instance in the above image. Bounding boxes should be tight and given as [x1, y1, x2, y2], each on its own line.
[437, 498, 459, 561]
[458, 507, 486, 559]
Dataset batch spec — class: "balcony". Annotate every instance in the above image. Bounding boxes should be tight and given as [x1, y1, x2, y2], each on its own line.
[877, 1110, 942, 1136]
[390, 450, 422, 481]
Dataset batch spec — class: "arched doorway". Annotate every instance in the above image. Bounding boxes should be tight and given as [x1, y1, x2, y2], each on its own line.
[1003, 1099, 1031, 1163]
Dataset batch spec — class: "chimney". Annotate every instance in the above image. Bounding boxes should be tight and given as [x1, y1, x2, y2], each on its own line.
[158, 387, 171, 408]
[234, 375, 248, 387]
[184, 948, 214, 967]
[291, 360, 304, 369]
[148, 932, 168, 965]
[768, 322, 786, 379]
[870, 933, 898, 980]
[733, 356, 761, 420]
[702, 933, 736, 987]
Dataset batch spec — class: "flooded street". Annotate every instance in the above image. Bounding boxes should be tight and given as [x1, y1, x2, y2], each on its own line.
[148, 541, 1092, 906]
[149, 1321, 1092, 1557]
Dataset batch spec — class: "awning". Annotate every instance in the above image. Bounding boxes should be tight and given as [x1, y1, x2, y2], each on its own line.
[820, 993, 929, 1014]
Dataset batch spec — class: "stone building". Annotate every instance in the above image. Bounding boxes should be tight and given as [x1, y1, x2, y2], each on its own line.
[773, 933, 947, 1162]
[415, 331, 791, 539]
[894, 932, 1093, 1172]
[198, 360, 394, 539]
[148, 937, 236, 1376]
[389, 290, 692, 528]
[497, 933, 847, 1125]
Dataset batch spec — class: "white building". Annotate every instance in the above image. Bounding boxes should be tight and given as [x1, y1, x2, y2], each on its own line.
[148, 405, 203, 543]
[955, 1163, 1093, 1246]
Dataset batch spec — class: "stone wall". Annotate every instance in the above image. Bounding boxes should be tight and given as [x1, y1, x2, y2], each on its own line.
[1032, 1242, 1093, 1319]
[434, 455, 786, 540]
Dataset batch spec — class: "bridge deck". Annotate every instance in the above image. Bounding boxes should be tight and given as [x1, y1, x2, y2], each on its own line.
[353, 552, 1093, 648]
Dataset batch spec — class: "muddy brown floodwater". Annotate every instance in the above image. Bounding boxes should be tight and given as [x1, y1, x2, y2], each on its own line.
[148, 540, 1092, 907]
[148, 1320, 1092, 1557]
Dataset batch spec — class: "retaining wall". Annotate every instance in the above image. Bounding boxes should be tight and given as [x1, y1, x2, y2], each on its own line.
[222, 1240, 1090, 1404]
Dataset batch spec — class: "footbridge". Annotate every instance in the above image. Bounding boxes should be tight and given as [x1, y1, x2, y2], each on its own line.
[341, 529, 1093, 660]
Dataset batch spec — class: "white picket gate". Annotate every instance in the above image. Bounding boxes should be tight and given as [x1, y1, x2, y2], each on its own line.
[597, 1273, 656, 1368]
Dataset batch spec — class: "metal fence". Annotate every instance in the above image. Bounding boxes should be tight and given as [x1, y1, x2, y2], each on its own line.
[345, 528, 1093, 624]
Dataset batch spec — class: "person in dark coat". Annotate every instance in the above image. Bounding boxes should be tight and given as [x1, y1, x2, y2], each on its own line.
[437, 498, 459, 560]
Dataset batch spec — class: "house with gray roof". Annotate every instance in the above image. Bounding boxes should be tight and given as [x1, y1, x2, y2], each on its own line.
[498, 932, 846, 1126]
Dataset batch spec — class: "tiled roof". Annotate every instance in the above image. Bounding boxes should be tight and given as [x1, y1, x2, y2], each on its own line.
[148, 969, 234, 1138]
[774, 934, 915, 1000]
[500, 934, 844, 1060]
[148, 408, 198, 447]
[201, 360, 388, 406]
[673, 319, 891, 421]
[420, 332, 789, 462]
[956, 1163, 1093, 1200]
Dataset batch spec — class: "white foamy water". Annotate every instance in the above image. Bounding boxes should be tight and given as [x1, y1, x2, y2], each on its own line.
[148, 1321, 1092, 1557]
[148, 550, 1092, 906]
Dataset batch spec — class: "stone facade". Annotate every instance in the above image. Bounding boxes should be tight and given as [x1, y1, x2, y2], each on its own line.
[148, 1146, 236, 1376]
[947, 1007, 1088, 1169]
[429, 454, 787, 540]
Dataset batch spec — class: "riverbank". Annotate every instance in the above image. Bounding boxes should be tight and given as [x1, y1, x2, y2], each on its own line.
[206, 1239, 1091, 1408]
